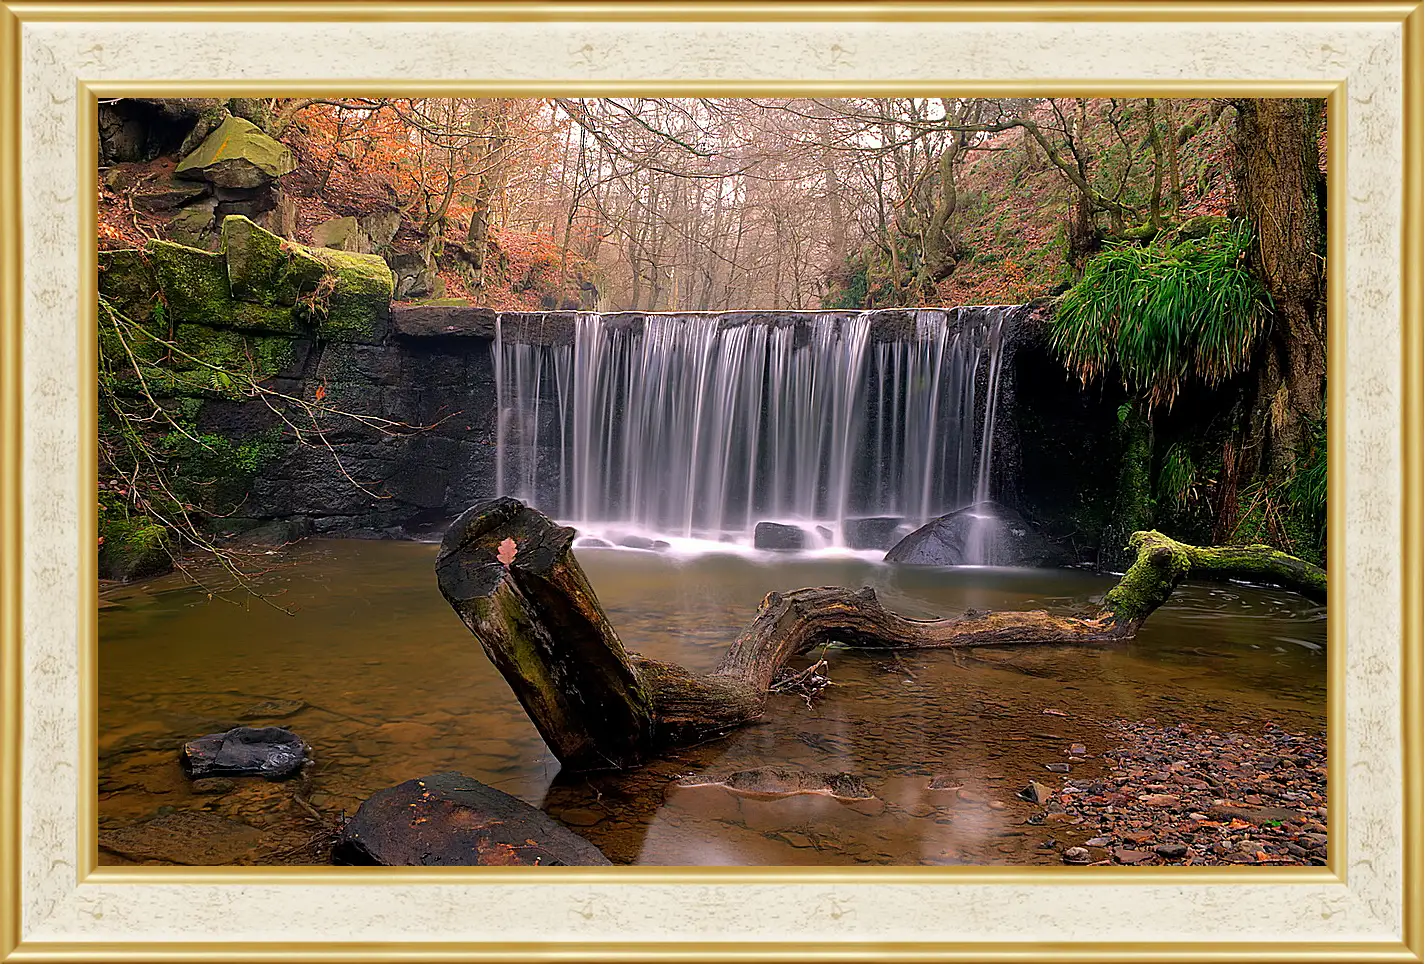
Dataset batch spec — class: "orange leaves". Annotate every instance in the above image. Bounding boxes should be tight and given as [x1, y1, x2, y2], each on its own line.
[496, 538, 517, 565]
[314, 383, 327, 403]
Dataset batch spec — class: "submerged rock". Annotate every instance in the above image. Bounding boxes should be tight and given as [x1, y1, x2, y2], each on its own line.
[99, 810, 265, 864]
[180, 726, 306, 780]
[677, 766, 874, 800]
[754, 522, 809, 551]
[884, 501, 1068, 567]
[332, 772, 611, 866]
[237, 698, 306, 720]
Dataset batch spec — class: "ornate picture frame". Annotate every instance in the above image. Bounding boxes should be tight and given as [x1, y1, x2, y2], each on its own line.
[1, 2, 1419, 959]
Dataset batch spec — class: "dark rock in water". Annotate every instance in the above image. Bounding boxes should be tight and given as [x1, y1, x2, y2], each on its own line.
[815, 525, 833, 542]
[843, 516, 904, 550]
[754, 522, 808, 551]
[99, 810, 265, 864]
[190, 778, 236, 795]
[237, 698, 306, 720]
[332, 772, 611, 866]
[180, 726, 306, 780]
[677, 766, 874, 800]
[884, 501, 1069, 567]
[615, 534, 660, 550]
[576, 537, 613, 549]
[1018, 780, 1055, 805]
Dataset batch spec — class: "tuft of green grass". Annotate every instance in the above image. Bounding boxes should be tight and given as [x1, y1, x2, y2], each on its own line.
[1048, 220, 1273, 408]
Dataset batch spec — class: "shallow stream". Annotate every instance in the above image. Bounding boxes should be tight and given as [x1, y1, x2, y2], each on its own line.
[98, 540, 1326, 866]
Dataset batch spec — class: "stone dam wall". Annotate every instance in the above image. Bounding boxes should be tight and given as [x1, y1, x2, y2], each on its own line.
[99, 214, 1110, 554]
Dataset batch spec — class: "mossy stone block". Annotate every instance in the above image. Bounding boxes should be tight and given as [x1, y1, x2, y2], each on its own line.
[310, 249, 394, 344]
[221, 214, 324, 315]
[232, 303, 302, 334]
[98, 249, 161, 323]
[153, 324, 300, 397]
[146, 240, 235, 327]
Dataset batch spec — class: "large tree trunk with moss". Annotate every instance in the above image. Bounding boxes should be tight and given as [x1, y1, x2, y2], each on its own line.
[437, 498, 1326, 773]
[1102, 400, 1154, 569]
[1231, 98, 1327, 480]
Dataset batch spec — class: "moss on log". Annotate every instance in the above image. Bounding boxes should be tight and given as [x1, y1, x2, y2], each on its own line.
[437, 502, 1326, 772]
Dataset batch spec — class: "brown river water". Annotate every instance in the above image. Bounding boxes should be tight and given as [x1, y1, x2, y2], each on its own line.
[98, 540, 1326, 866]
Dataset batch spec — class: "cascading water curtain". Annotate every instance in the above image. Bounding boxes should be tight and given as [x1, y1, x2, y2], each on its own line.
[494, 307, 1018, 545]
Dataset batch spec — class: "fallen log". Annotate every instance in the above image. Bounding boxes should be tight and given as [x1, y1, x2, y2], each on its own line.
[436, 498, 1325, 772]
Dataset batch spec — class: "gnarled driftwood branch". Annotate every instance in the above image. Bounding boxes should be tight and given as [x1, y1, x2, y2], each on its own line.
[436, 498, 1324, 772]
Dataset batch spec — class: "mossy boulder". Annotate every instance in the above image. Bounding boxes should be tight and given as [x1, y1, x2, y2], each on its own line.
[312, 216, 368, 253]
[98, 249, 161, 323]
[163, 200, 220, 250]
[145, 240, 235, 326]
[221, 215, 324, 320]
[175, 116, 296, 190]
[98, 494, 172, 582]
[309, 248, 394, 344]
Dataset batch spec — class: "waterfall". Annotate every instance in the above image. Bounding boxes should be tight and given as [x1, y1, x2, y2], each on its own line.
[493, 307, 1019, 550]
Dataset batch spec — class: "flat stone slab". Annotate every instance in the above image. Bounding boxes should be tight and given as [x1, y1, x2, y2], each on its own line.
[180, 725, 306, 780]
[390, 304, 497, 339]
[332, 772, 612, 866]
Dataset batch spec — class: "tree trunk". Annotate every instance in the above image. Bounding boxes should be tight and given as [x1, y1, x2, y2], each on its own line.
[1231, 98, 1327, 478]
[438, 499, 1325, 773]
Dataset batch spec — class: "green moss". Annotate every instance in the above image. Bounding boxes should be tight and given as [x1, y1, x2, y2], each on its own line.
[176, 324, 296, 375]
[308, 248, 394, 343]
[129, 324, 299, 398]
[146, 239, 235, 327]
[1102, 530, 1191, 627]
[160, 428, 282, 509]
[406, 296, 474, 307]
[175, 115, 296, 188]
[221, 215, 325, 313]
[98, 493, 172, 582]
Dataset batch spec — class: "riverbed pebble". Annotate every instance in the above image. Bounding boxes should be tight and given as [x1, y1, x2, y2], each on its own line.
[1046, 720, 1326, 866]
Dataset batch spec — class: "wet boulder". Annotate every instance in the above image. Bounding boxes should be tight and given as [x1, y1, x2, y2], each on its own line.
[884, 501, 1068, 567]
[180, 726, 306, 780]
[842, 516, 904, 550]
[332, 772, 612, 866]
[754, 522, 808, 551]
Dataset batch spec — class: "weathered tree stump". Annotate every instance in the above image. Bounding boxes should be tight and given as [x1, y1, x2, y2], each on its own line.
[437, 498, 1325, 772]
